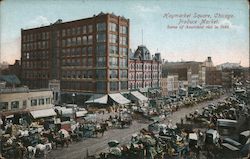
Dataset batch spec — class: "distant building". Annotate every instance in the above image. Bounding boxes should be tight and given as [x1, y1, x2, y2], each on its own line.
[163, 61, 202, 88]
[221, 67, 244, 89]
[161, 77, 168, 97]
[1, 60, 22, 81]
[0, 75, 21, 88]
[128, 45, 162, 96]
[205, 67, 222, 86]
[217, 62, 243, 89]
[166, 75, 179, 96]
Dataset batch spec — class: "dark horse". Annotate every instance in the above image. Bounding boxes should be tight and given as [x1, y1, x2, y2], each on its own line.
[94, 123, 108, 137]
[120, 119, 132, 129]
[53, 137, 70, 148]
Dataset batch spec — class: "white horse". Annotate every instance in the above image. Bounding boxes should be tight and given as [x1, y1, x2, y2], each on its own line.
[27, 146, 36, 159]
[27, 143, 52, 158]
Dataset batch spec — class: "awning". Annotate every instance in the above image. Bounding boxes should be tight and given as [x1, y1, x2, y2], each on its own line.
[149, 90, 156, 93]
[109, 93, 130, 105]
[85, 94, 108, 104]
[131, 91, 148, 102]
[30, 108, 56, 119]
[76, 110, 88, 117]
[139, 88, 148, 93]
[61, 108, 73, 115]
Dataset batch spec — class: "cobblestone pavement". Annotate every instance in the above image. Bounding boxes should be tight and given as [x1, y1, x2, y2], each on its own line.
[47, 95, 228, 159]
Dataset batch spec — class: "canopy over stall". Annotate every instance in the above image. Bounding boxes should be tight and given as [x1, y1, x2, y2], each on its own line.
[109, 93, 131, 105]
[130, 91, 148, 102]
[85, 93, 130, 105]
[30, 108, 57, 119]
[85, 94, 108, 104]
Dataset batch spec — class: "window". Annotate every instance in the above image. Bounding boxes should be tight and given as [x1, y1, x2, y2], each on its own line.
[96, 70, 107, 79]
[96, 57, 106, 67]
[119, 47, 128, 56]
[11, 101, 19, 109]
[97, 33, 106, 42]
[46, 98, 50, 104]
[75, 48, 80, 55]
[120, 70, 128, 78]
[96, 44, 106, 56]
[87, 58, 93, 66]
[77, 27, 81, 35]
[67, 28, 71, 36]
[82, 36, 87, 45]
[31, 99, 37, 106]
[72, 28, 76, 35]
[62, 40, 66, 47]
[120, 81, 128, 90]
[39, 99, 45, 105]
[67, 38, 71, 47]
[109, 69, 118, 79]
[120, 25, 127, 34]
[72, 37, 76, 46]
[96, 82, 106, 92]
[77, 37, 81, 45]
[97, 22, 106, 31]
[88, 25, 93, 33]
[87, 70, 92, 78]
[109, 34, 118, 43]
[109, 22, 117, 32]
[88, 35, 93, 45]
[119, 36, 127, 45]
[109, 45, 118, 55]
[23, 100, 27, 108]
[109, 57, 118, 67]
[119, 58, 127, 68]
[88, 47, 92, 56]
[82, 47, 87, 55]
[110, 81, 119, 91]
[0, 102, 8, 111]
[82, 26, 87, 34]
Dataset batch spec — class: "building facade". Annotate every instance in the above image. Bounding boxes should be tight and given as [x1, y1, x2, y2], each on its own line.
[166, 75, 179, 96]
[0, 87, 53, 116]
[21, 13, 129, 96]
[205, 67, 222, 86]
[128, 45, 162, 93]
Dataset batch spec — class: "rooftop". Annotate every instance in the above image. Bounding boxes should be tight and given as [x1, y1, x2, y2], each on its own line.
[22, 12, 128, 31]
[0, 87, 51, 94]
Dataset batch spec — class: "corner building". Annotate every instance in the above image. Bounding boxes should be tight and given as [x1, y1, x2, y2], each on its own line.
[21, 13, 129, 96]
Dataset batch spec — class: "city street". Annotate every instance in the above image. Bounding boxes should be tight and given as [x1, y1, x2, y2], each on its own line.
[48, 94, 228, 159]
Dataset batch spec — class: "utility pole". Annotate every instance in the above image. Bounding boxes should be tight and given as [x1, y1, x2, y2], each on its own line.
[141, 29, 143, 45]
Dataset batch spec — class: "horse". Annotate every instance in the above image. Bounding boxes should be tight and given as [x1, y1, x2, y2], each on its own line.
[53, 137, 70, 148]
[27, 146, 36, 159]
[94, 123, 108, 137]
[120, 119, 132, 128]
[4, 142, 27, 159]
[35, 143, 52, 157]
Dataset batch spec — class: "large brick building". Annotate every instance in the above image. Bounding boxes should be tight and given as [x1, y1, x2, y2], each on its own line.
[21, 13, 129, 99]
[128, 45, 162, 95]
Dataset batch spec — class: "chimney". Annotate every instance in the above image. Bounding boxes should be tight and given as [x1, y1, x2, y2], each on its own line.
[208, 56, 211, 62]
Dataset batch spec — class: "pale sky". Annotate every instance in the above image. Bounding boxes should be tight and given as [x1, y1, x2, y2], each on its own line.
[0, 0, 249, 67]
